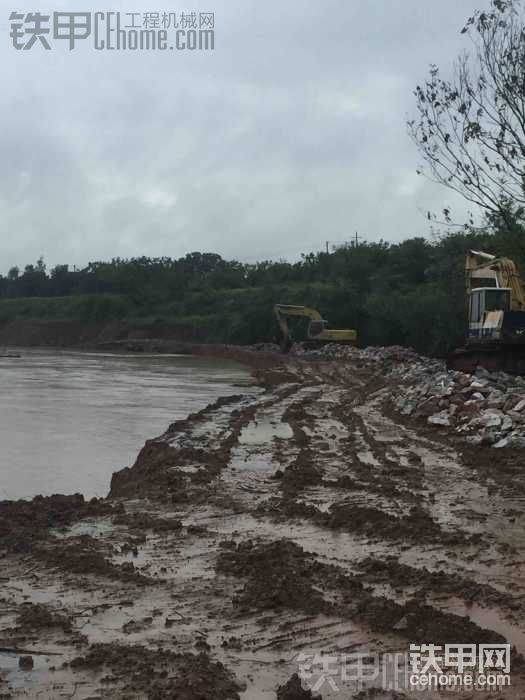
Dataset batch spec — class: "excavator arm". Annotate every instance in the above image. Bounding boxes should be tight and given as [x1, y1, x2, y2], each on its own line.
[274, 305, 323, 352]
[273, 304, 356, 353]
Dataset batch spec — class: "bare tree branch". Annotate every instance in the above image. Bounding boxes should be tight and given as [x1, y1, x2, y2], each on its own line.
[408, 0, 525, 230]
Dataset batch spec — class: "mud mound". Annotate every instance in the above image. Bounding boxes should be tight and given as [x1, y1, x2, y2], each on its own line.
[113, 511, 183, 533]
[36, 535, 151, 584]
[357, 596, 506, 646]
[110, 394, 256, 501]
[276, 673, 321, 699]
[356, 556, 515, 608]
[280, 448, 324, 494]
[327, 503, 465, 545]
[148, 651, 242, 700]
[70, 643, 242, 699]
[16, 603, 72, 632]
[264, 499, 467, 547]
[214, 538, 505, 654]
[110, 441, 194, 501]
[0, 494, 119, 553]
[216, 539, 330, 614]
[259, 496, 469, 547]
[332, 473, 420, 504]
[461, 446, 525, 494]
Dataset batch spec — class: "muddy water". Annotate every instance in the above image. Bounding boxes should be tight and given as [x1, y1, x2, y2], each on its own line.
[0, 349, 253, 500]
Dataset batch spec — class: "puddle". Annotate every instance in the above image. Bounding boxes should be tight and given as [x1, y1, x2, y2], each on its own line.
[1, 650, 61, 691]
[442, 598, 525, 656]
[239, 410, 293, 446]
[51, 517, 114, 539]
[230, 402, 294, 472]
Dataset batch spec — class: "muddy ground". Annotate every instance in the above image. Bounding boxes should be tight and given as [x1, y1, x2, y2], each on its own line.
[1, 349, 525, 699]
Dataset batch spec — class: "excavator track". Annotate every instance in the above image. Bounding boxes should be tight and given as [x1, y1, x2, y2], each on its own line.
[447, 343, 525, 375]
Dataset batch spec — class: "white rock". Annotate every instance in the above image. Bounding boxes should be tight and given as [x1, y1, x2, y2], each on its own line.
[501, 415, 513, 433]
[472, 413, 502, 429]
[470, 380, 488, 390]
[513, 398, 525, 413]
[428, 411, 450, 426]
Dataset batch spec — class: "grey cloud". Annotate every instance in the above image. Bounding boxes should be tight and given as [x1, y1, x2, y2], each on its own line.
[1, 0, 485, 272]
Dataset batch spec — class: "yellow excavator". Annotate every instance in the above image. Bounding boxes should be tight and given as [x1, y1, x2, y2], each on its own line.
[274, 304, 357, 353]
[448, 250, 525, 373]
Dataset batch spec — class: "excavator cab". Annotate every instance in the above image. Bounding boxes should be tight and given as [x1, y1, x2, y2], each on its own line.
[467, 287, 511, 342]
[449, 250, 525, 373]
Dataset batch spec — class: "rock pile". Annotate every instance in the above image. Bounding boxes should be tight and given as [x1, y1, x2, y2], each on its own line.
[299, 342, 421, 365]
[392, 360, 525, 448]
[301, 343, 525, 448]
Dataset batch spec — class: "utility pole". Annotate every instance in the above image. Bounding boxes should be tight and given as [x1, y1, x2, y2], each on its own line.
[325, 241, 330, 254]
[352, 231, 362, 247]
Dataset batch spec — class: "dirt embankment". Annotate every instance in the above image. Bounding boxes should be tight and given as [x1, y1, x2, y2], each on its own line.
[0, 319, 206, 348]
[1, 347, 525, 698]
[0, 318, 289, 377]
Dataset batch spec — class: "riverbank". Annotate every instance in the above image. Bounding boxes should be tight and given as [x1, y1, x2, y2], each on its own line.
[0, 317, 287, 375]
[1, 346, 525, 698]
[0, 318, 206, 349]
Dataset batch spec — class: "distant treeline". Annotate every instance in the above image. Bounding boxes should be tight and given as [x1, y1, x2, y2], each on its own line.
[2, 220, 525, 355]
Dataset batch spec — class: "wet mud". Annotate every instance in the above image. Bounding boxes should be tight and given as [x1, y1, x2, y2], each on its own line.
[1, 349, 525, 698]
[68, 643, 243, 699]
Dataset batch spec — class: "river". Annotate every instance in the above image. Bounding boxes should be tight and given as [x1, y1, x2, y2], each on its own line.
[0, 349, 252, 500]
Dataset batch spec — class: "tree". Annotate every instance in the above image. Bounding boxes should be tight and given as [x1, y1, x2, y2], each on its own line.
[7, 266, 19, 281]
[50, 264, 72, 296]
[19, 258, 48, 297]
[409, 0, 525, 227]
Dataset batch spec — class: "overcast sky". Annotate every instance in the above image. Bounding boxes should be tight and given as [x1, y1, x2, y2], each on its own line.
[1, 0, 487, 273]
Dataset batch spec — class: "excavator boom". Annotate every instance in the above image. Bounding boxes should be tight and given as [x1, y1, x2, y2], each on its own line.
[465, 250, 525, 310]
